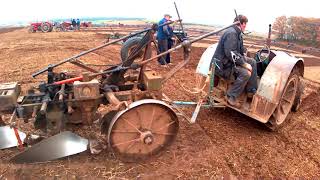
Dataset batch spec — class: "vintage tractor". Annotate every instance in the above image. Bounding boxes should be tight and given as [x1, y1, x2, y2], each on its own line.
[171, 24, 304, 130]
[53, 21, 74, 32]
[29, 22, 53, 33]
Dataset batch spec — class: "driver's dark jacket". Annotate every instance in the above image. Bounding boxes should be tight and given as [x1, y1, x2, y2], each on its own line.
[212, 25, 246, 79]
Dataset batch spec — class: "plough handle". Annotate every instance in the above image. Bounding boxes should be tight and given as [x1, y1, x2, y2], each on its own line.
[13, 127, 24, 151]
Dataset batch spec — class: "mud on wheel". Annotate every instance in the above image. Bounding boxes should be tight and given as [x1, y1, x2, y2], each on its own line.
[267, 69, 300, 130]
[106, 99, 179, 162]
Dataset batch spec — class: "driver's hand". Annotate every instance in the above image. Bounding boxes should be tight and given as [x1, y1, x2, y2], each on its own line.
[242, 63, 252, 73]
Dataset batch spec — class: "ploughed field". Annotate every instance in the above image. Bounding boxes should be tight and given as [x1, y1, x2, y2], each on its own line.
[0, 26, 320, 179]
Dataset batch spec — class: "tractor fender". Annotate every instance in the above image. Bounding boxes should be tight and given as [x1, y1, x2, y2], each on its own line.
[251, 50, 304, 122]
[196, 43, 218, 77]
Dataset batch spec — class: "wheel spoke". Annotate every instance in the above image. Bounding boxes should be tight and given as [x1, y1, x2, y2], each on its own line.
[151, 109, 170, 128]
[154, 121, 176, 132]
[272, 111, 277, 119]
[123, 140, 137, 153]
[282, 97, 292, 104]
[112, 138, 140, 147]
[123, 118, 142, 133]
[112, 130, 139, 134]
[280, 104, 286, 114]
[134, 108, 142, 121]
[148, 106, 156, 129]
[287, 88, 294, 93]
[287, 87, 295, 93]
[134, 109, 143, 128]
[153, 132, 176, 136]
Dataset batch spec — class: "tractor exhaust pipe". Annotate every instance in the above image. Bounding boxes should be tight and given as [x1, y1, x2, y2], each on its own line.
[266, 24, 272, 48]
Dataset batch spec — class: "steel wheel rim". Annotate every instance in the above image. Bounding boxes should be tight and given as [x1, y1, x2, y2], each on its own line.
[107, 100, 178, 161]
[274, 75, 298, 125]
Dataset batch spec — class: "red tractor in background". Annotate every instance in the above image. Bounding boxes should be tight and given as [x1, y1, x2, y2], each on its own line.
[29, 22, 53, 33]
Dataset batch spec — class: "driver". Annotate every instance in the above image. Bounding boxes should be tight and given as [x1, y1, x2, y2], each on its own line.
[212, 15, 257, 107]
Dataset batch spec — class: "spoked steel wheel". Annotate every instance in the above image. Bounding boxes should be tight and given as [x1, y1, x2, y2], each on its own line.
[107, 99, 178, 162]
[268, 74, 299, 129]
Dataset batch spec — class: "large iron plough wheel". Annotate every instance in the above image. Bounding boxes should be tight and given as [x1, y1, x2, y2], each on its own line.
[107, 99, 179, 162]
[267, 72, 299, 130]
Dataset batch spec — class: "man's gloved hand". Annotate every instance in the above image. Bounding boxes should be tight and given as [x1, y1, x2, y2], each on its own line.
[242, 63, 252, 73]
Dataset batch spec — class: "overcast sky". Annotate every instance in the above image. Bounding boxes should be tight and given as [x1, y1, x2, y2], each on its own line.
[1, 0, 319, 33]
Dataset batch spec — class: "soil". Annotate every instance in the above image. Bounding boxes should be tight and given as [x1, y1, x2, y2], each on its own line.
[1, 27, 320, 179]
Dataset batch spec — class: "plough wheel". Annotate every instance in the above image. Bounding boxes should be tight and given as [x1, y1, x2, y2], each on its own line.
[107, 99, 178, 162]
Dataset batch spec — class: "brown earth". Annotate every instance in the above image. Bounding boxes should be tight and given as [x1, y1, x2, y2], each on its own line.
[1, 27, 320, 179]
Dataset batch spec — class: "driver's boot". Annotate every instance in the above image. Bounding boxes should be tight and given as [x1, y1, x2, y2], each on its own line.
[226, 95, 241, 108]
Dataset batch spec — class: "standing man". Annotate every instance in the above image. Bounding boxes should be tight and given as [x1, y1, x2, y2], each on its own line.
[157, 14, 172, 65]
[71, 19, 76, 30]
[76, 19, 81, 31]
[212, 15, 257, 107]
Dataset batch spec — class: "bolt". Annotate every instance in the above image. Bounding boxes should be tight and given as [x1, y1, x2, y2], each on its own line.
[144, 137, 153, 145]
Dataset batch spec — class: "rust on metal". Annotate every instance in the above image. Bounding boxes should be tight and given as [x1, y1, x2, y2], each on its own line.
[107, 99, 178, 161]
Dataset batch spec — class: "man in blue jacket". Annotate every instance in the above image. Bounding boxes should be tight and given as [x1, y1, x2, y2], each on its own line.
[76, 19, 80, 30]
[157, 14, 173, 65]
[212, 15, 257, 107]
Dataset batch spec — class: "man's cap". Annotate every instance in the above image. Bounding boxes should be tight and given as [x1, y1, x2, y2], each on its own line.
[164, 14, 172, 18]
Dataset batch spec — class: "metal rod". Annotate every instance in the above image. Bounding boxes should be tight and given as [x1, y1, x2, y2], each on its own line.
[267, 24, 272, 48]
[53, 76, 83, 85]
[70, 59, 99, 73]
[189, 22, 239, 44]
[89, 66, 130, 78]
[32, 20, 178, 78]
[174, 2, 185, 35]
[162, 47, 190, 83]
[13, 127, 24, 151]
[172, 101, 211, 108]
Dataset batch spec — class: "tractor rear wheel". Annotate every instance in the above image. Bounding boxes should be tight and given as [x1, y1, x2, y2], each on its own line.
[267, 71, 299, 130]
[41, 23, 51, 33]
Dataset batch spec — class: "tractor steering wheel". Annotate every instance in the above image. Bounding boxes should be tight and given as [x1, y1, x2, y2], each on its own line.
[256, 44, 271, 62]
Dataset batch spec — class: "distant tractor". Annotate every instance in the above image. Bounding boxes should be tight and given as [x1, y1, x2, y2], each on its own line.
[53, 21, 73, 32]
[81, 22, 92, 28]
[29, 22, 53, 33]
[54, 21, 91, 32]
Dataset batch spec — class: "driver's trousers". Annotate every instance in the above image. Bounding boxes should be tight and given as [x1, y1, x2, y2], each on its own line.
[226, 57, 257, 98]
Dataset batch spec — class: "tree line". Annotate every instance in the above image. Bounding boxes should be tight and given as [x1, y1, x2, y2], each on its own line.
[273, 16, 320, 46]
